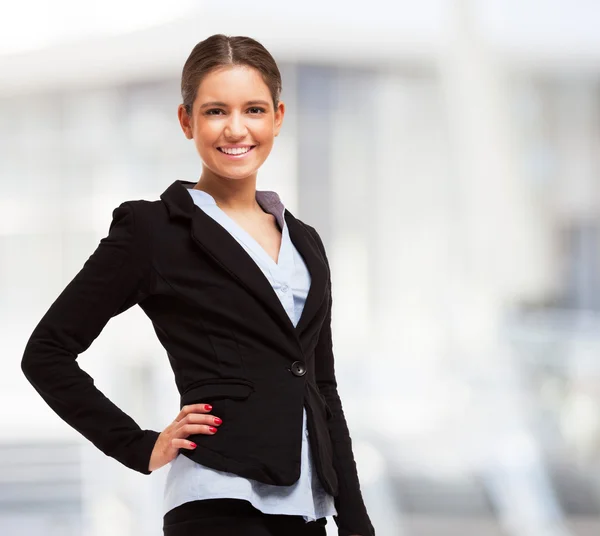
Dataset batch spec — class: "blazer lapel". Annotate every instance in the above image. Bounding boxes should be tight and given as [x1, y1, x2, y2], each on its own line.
[285, 211, 329, 334]
[160, 180, 328, 341]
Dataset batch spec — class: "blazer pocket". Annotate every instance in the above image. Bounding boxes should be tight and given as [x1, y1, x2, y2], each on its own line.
[180, 378, 254, 409]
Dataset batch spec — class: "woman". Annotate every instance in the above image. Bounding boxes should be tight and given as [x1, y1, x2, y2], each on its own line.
[21, 34, 374, 536]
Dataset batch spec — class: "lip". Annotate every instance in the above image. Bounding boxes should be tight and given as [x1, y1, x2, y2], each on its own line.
[217, 145, 257, 160]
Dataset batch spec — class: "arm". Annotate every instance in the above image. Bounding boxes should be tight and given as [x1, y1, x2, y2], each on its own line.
[21, 202, 160, 474]
[308, 225, 375, 536]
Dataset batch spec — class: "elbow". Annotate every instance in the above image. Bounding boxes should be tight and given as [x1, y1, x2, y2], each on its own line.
[21, 335, 43, 381]
[21, 341, 36, 380]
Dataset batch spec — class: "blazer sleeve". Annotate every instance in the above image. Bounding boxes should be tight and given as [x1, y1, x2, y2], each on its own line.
[21, 202, 160, 475]
[307, 225, 375, 536]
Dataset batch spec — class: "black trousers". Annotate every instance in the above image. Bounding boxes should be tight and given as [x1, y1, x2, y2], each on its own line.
[163, 498, 328, 536]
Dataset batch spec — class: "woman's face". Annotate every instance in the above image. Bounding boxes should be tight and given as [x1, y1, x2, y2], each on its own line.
[178, 65, 285, 182]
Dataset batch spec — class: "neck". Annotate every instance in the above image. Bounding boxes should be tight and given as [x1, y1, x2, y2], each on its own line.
[193, 169, 263, 214]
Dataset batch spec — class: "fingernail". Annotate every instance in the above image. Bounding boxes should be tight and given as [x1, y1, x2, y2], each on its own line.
[214, 417, 222, 425]
[209, 427, 218, 433]
[190, 442, 197, 448]
[205, 404, 212, 410]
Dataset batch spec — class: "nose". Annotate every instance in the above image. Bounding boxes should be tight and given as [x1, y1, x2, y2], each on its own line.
[224, 111, 248, 139]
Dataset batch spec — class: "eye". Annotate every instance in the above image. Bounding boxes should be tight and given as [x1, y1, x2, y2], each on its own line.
[205, 109, 224, 116]
[248, 107, 266, 114]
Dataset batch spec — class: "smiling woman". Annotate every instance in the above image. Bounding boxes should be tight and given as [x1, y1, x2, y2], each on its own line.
[20, 33, 374, 536]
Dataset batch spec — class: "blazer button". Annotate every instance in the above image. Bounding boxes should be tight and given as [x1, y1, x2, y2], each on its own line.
[290, 361, 306, 377]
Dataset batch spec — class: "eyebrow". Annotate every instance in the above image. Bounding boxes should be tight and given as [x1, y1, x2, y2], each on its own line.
[199, 100, 271, 109]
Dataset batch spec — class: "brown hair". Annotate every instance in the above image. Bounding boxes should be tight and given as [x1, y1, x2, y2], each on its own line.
[181, 34, 282, 117]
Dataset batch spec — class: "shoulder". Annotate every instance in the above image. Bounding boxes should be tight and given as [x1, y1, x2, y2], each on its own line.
[292, 215, 315, 237]
[120, 198, 168, 220]
[292, 216, 328, 261]
[293, 219, 333, 287]
[110, 198, 168, 233]
[104, 198, 167, 257]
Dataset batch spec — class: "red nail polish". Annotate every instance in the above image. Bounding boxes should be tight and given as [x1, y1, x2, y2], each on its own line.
[209, 426, 218, 433]
[205, 404, 212, 411]
[214, 417, 222, 425]
[190, 442, 197, 448]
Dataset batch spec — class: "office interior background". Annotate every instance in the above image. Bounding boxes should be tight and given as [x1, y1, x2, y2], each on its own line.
[2, 1, 600, 535]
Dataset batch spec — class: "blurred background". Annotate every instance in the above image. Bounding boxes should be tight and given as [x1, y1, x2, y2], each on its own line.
[2, 0, 600, 534]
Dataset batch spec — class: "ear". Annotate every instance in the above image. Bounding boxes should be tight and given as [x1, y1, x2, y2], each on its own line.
[273, 101, 285, 137]
[177, 104, 194, 139]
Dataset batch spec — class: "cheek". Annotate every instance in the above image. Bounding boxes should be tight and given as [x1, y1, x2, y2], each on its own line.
[255, 122, 275, 141]
[196, 124, 219, 146]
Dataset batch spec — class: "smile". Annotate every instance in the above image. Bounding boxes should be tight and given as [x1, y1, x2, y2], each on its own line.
[217, 146, 257, 159]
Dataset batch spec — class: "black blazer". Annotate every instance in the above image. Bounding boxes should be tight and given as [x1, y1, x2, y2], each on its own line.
[21, 179, 374, 536]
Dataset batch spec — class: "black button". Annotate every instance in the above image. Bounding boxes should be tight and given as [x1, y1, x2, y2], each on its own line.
[290, 361, 306, 377]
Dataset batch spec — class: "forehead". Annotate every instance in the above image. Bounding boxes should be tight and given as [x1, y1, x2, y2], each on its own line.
[196, 65, 270, 101]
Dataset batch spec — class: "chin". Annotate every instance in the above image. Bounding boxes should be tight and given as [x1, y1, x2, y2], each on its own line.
[212, 167, 261, 181]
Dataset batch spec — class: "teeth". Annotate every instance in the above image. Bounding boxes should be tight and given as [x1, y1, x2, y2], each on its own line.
[220, 146, 252, 155]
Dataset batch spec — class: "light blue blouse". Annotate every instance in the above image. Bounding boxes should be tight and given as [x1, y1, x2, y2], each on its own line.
[162, 185, 337, 522]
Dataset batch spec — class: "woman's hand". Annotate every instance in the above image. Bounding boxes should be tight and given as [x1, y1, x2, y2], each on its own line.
[148, 403, 222, 472]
